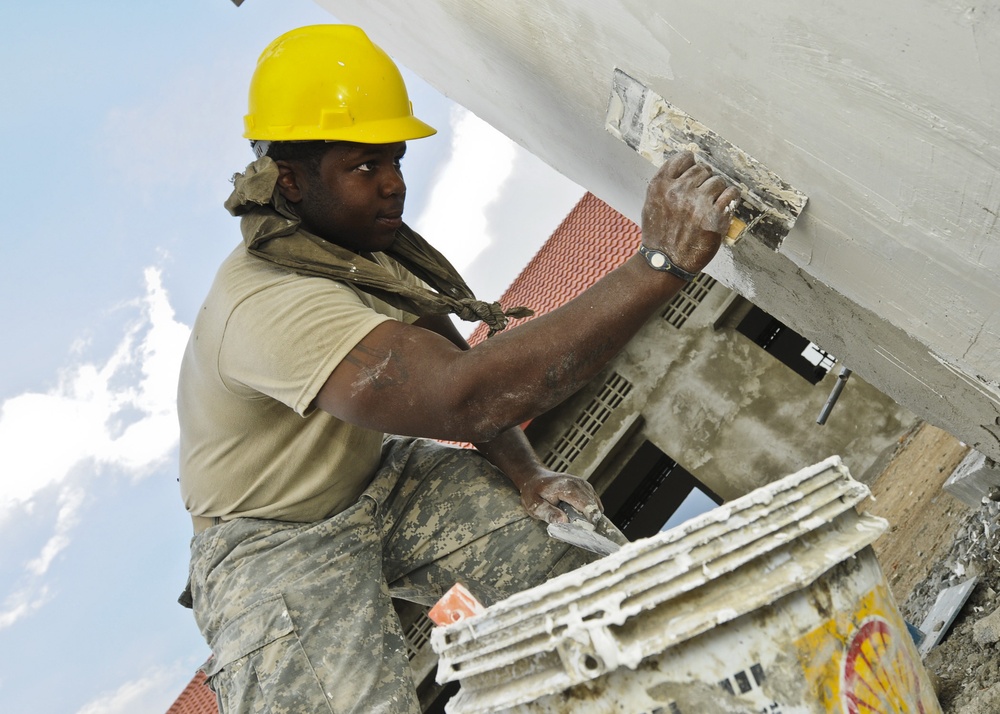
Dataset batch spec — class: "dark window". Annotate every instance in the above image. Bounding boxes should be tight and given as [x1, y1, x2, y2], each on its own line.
[736, 305, 835, 384]
[603, 441, 722, 541]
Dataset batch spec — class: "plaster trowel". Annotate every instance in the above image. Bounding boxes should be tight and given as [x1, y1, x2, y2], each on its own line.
[606, 68, 808, 250]
[546, 502, 622, 557]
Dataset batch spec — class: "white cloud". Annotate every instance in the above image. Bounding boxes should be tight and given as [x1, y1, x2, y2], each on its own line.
[0, 268, 185, 514]
[26, 487, 84, 576]
[75, 664, 193, 714]
[413, 106, 517, 270]
[0, 585, 51, 631]
[0, 268, 190, 628]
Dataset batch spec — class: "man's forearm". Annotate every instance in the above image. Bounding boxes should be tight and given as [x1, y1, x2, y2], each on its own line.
[415, 312, 563, 487]
[473, 424, 543, 491]
[473, 424, 602, 523]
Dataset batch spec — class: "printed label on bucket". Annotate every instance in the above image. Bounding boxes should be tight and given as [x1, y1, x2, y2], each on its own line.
[795, 585, 939, 713]
[719, 663, 784, 713]
[632, 657, 786, 714]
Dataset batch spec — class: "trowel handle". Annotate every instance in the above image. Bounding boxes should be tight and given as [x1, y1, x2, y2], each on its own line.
[727, 217, 748, 240]
[557, 502, 596, 531]
[724, 216, 749, 246]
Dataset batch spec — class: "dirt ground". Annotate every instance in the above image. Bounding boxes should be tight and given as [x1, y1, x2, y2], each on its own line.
[857, 421, 1000, 713]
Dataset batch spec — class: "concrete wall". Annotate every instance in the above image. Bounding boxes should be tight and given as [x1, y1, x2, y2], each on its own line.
[319, 0, 1000, 461]
[525, 282, 917, 499]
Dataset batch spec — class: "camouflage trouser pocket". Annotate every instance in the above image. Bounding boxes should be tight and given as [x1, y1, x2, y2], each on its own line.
[205, 594, 334, 714]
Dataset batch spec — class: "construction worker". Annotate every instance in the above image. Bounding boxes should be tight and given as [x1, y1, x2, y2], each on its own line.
[177, 24, 739, 714]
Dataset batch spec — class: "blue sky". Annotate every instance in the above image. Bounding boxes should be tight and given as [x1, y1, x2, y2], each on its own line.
[0, 1, 583, 711]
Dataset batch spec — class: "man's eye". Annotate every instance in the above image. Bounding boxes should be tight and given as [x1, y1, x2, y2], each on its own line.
[357, 161, 375, 172]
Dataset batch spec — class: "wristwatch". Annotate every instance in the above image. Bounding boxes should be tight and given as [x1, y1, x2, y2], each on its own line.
[638, 245, 698, 282]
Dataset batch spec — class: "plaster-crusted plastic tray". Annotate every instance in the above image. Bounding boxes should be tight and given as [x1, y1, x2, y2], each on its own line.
[431, 456, 892, 712]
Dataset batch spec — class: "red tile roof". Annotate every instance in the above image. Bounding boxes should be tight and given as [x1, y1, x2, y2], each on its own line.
[166, 670, 217, 714]
[469, 192, 640, 346]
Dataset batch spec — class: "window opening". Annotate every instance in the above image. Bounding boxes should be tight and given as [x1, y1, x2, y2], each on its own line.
[735, 305, 835, 384]
[603, 441, 722, 541]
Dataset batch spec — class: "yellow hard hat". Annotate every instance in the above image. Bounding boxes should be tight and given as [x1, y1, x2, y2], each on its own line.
[244, 25, 436, 144]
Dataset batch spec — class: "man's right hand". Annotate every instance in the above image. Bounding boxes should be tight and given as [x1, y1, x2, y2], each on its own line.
[640, 151, 741, 276]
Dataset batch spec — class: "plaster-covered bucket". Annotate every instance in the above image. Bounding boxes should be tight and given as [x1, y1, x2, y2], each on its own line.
[432, 456, 941, 713]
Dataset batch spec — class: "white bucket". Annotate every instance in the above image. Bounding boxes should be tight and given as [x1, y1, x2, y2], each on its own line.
[432, 456, 941, 713]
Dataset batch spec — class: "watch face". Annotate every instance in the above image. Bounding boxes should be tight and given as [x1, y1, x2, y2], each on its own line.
[650, 251, 667, 269]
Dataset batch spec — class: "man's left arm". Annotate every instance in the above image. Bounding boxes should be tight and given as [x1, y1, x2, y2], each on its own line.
[413, 314, 602, 525]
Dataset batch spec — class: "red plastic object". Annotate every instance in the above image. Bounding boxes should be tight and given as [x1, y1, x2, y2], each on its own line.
[428, 583, 486, 626]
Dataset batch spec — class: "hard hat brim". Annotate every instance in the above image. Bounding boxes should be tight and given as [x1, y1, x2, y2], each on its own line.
[244, 115, 437, 144]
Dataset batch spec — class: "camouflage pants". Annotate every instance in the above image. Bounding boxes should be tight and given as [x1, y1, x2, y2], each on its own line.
[188, 436, 623, 714]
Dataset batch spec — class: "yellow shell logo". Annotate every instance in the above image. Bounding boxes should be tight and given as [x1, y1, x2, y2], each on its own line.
[841, 616, 929, 713]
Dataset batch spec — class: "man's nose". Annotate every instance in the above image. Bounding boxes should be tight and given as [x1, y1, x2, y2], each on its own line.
[381, 167, 405, 197]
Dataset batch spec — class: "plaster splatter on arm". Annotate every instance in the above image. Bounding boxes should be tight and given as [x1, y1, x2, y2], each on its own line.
[344, 344, 408, 396]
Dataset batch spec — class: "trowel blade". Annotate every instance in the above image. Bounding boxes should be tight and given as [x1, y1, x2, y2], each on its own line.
[546, 521, 622, 557]
[606, 68, 808, 250]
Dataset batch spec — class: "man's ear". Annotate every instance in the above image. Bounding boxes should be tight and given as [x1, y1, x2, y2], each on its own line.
[274, 161, 304, 203]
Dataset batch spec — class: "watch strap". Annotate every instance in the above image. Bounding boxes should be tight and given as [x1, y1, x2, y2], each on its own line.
[638, 245, 699, 281]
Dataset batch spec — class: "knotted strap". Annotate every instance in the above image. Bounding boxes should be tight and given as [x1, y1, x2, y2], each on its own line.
[224, 158, 532, 335]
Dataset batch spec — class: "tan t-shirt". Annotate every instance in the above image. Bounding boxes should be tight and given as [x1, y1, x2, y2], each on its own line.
[178, 245, 422, 524]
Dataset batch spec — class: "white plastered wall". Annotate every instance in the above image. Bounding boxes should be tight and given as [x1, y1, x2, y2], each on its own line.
[317, 0, 1000, 461]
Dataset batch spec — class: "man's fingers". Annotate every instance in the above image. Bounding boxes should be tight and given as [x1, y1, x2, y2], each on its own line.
[668, 156, 736, 211]
[663, 150, 697, 178]
[524, 472, 603, 525]
[716, 186, 742, 211]
[702, 192, 742, 234]
[529, 499, 565, 524]
[666, 153, 735, 198]
[554, 489, 603, 524]
[719, 185, 742, 206]
[674, 161, 711, 187]
[699, 174, 731, 198]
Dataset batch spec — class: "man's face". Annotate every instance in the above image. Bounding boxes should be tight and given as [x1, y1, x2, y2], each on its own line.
[287, 141, 408, 253]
